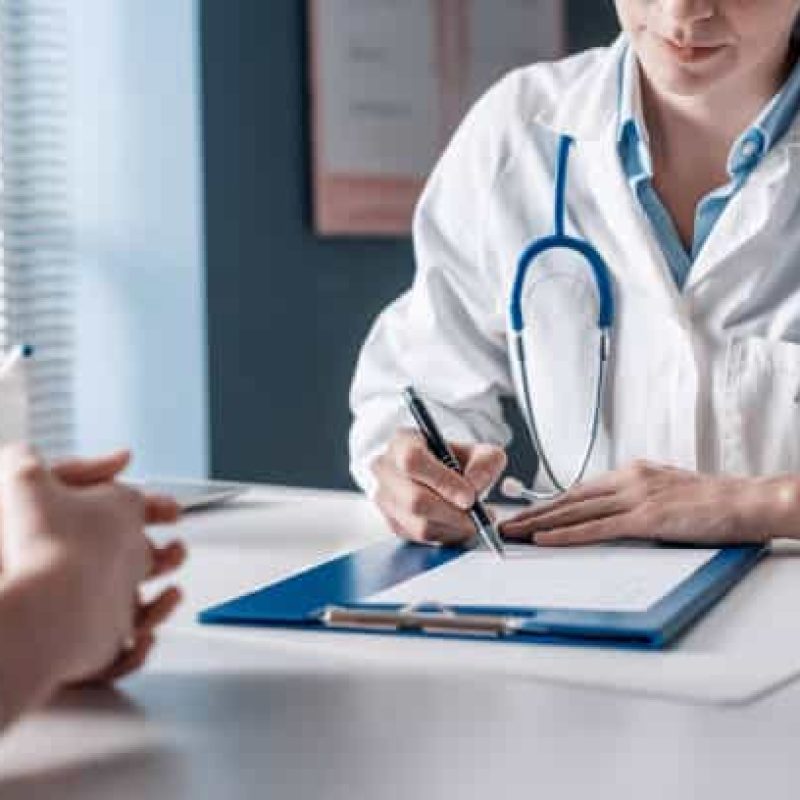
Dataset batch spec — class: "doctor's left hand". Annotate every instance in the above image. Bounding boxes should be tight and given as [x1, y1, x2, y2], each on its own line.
[500, 461, 800, 546]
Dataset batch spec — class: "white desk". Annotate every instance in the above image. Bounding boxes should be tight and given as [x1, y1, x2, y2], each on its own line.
[1, 486, 799, 799]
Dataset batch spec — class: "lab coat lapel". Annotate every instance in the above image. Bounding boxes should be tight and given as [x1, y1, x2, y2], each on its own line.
[535, 34, 684, 316]
[686, 124, 800, 291]
[580, 135, 685, 316]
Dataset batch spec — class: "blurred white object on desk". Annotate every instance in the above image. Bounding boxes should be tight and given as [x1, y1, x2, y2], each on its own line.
[0, 344, 32, 445]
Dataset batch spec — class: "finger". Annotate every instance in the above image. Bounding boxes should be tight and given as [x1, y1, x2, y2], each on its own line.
[383, 506, 473, 546]
[388, 430, 475, 509]
[375, 468, 474, 545]
[149, 540, 188, 578]
[52, 450, 131, 487]
[510, 471, 627, 520]
[533, 515, 636, 547]
[136, 586, 182, 632]
[501, 494, 630, 538]
[90, 632, 156, 684]
[144, 494, 182, 525]
[457, 444, 507, 495]
[375, 471, 475, 544]
[378, 459, 476, 531]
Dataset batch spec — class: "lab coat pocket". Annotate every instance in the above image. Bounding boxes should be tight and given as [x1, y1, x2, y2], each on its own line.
[721, 337, 800, 475]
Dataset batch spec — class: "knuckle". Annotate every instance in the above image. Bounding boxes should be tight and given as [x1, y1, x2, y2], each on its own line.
[417, 521, 442, 544]
[404, 517, 430, 542]
[121, 484, 146, 510]
[629, 460, 654, 481]
[407, 487, 433, 518]
[397, 444, 425, 475]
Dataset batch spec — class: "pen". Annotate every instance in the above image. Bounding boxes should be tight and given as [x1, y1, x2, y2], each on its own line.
[403, 385, 506, 560]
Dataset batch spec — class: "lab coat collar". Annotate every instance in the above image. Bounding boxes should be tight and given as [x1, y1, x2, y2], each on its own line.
[686, 128, 800, 290]
[534, 34, 800, 149]
[532, 35, 628, 143]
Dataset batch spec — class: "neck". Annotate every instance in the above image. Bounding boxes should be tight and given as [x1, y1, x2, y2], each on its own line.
[641, 45, 797, 168]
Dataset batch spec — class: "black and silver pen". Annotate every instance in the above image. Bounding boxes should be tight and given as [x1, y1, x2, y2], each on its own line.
[403, 386, 506, 560]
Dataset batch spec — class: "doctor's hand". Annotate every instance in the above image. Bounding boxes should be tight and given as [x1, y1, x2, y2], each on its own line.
[371, 429, 507, 545]
[500, 461, 800, 546]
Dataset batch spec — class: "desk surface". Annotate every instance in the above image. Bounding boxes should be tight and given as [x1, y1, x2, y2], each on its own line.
[1, 485, 799, 800]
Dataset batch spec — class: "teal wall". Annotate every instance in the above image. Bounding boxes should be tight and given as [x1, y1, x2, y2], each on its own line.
[70, 0, 209, 478]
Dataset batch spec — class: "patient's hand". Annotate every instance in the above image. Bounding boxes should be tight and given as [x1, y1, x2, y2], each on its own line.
[500, 460, 800, 546]
[0, 445, 185, 687]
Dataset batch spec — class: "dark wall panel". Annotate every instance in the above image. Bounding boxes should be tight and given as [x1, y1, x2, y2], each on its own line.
[201, 1, 619, 488]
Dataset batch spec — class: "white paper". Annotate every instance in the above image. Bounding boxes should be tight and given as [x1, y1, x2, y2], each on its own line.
[367, 544, 718, 613]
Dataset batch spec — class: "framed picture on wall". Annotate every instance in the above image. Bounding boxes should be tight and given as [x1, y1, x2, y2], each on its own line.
[308, 0, 566, 237]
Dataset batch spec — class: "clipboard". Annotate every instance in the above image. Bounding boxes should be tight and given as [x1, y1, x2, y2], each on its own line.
[198, 541, 765, 649]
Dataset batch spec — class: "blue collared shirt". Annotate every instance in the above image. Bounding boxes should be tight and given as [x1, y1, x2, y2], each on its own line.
[617, 47, 800, 290]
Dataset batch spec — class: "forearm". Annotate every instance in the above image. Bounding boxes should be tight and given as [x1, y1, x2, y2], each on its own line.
[0, 568, 73, 732]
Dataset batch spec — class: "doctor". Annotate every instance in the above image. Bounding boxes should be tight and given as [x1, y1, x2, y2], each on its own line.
[349, 1, 800, 547]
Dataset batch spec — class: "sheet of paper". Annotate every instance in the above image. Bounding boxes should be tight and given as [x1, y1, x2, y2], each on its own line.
[367, 545, 718, 613]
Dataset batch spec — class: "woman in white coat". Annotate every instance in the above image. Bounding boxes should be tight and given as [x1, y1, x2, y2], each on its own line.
[350, 0, 800, 547]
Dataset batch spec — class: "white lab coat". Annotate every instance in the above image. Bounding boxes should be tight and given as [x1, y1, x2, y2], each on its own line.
[349, 36, 800, 496]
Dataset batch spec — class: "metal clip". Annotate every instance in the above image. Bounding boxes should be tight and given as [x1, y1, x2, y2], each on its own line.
[319, 605, 528, 638]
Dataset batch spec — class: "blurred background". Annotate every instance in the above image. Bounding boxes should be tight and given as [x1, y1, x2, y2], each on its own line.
[18, 1, 619, 489]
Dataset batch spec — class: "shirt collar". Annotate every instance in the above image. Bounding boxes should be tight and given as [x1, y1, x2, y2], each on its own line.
[728, 50, 800, 173]
[617, 46, 653, 178]
[617, 45, 800, 179]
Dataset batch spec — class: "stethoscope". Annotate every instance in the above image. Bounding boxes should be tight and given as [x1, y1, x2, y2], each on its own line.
[503, 134, 616, 502]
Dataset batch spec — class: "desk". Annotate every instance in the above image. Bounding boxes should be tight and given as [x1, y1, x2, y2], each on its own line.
[1, 485, 799, 799]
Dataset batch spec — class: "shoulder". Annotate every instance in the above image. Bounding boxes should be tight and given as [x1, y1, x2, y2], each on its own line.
[505, 45, 616, 123]
[414, 41, 622, 231]
[449, 42, 621, 171]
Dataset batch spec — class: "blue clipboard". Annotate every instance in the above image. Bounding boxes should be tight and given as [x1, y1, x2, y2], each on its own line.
[198, 541, 765, 649]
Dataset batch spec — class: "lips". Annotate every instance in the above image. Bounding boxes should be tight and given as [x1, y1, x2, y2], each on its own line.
[657, 36, 727, 64]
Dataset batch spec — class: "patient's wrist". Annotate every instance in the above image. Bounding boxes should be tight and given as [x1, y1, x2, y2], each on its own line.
[0, 568, 76, 729]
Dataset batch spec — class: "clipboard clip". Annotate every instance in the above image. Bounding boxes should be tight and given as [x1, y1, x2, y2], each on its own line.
[319, 603, 530, 638]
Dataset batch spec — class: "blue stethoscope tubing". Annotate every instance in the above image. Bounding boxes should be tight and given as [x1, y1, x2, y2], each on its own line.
[509, 134, 616, 499]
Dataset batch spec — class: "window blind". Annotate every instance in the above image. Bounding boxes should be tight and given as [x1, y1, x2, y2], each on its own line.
[0, 0, 73, 458]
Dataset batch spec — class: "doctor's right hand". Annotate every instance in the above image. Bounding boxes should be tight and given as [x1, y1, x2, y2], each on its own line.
[371, 429, 507, 545]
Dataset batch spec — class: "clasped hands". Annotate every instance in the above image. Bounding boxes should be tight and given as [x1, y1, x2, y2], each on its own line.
[0, 444, 186, 687]
[373, 430, 798, 547]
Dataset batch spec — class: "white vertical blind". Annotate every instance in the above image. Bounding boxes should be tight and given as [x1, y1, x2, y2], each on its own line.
[0, 0, 73, 457]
